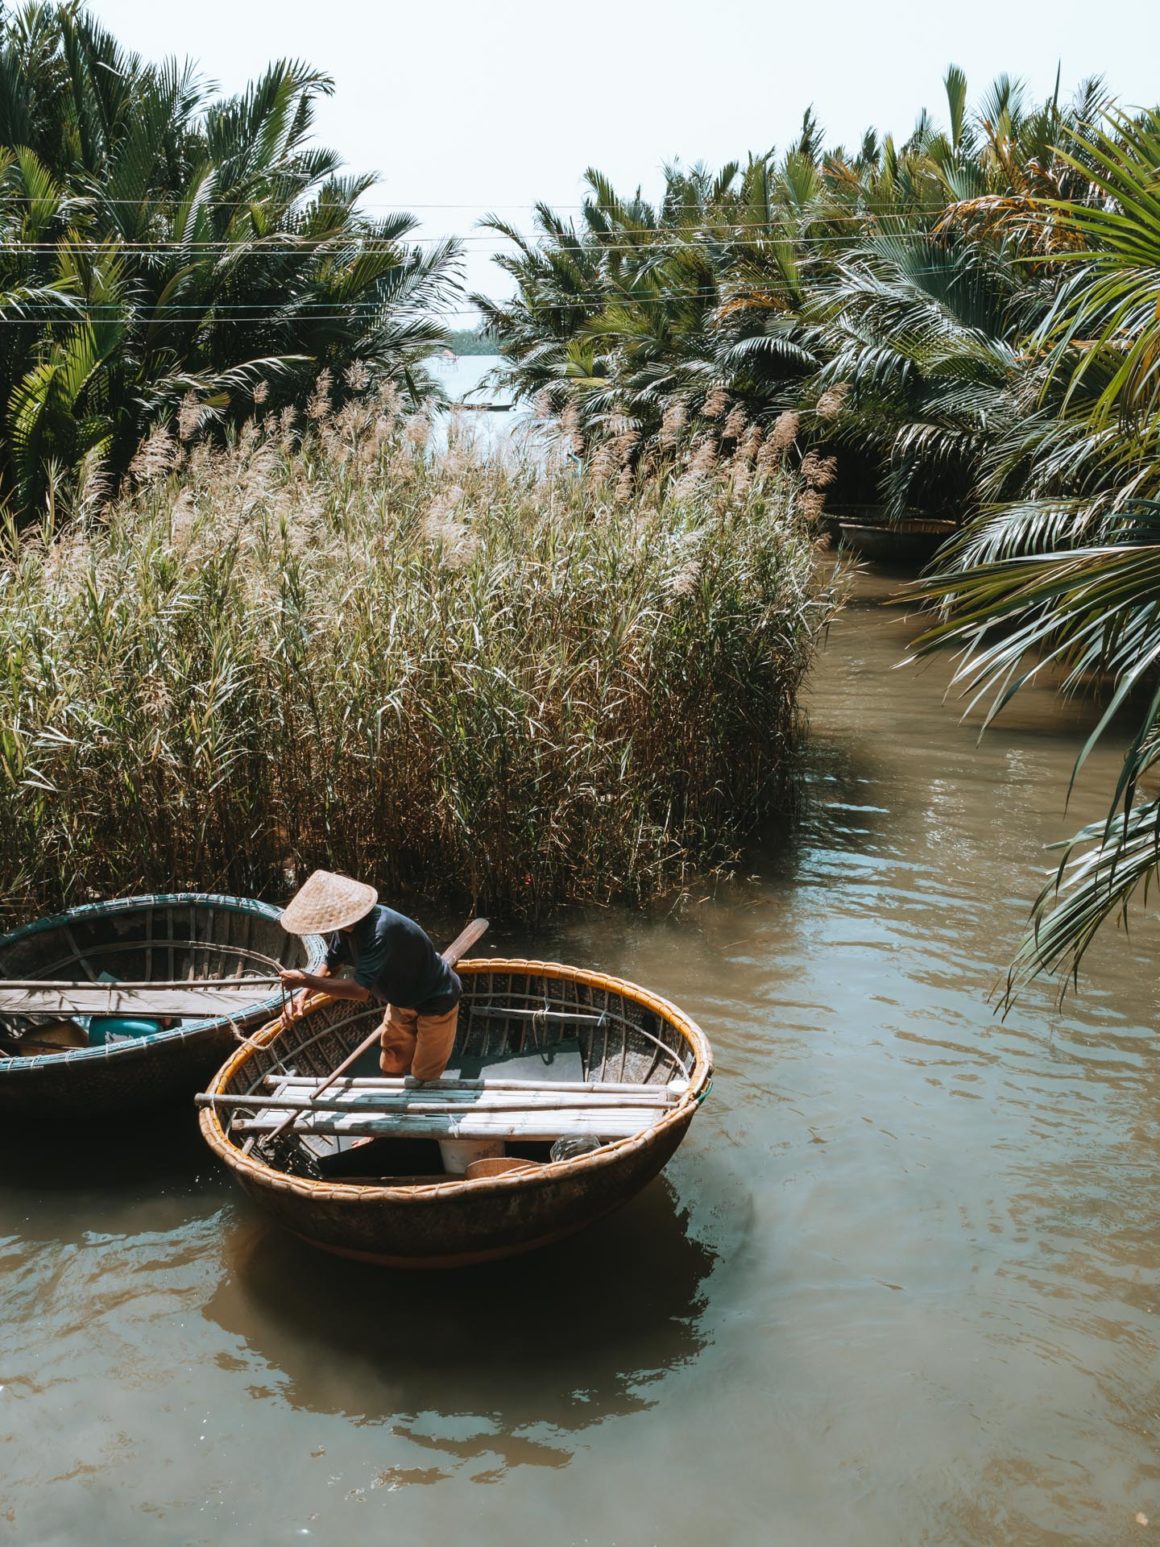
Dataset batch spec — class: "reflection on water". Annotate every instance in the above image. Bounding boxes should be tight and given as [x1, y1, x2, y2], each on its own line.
[4, 563, 1160, 1545]
[206, 1177, 715, 1459]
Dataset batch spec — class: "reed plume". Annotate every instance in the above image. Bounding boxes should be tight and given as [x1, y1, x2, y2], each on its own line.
[0, 407, 834, 924]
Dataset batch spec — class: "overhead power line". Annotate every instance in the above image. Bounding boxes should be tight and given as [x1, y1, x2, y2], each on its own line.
[0, 197, 935, 209]
[0, 211, 991, 233]
[0, 267, 991, 325]
[0, 235, 990, 263]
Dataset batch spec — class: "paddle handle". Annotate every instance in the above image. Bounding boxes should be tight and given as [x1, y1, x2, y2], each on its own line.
[439, 917, 490, 969]
[264, 917, 489, 1139]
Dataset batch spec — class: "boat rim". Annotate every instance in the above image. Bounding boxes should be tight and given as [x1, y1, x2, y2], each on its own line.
[199, 957, 713, 1205]
[837, 517, 958, 535]
[0, 892, 318, 1070]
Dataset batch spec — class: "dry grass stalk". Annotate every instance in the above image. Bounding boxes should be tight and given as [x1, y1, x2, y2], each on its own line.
[128, 425, 180, 486]
[658, 400, 686, 449]
[0, 406, 834, 925]
[800, 451, 838, 489]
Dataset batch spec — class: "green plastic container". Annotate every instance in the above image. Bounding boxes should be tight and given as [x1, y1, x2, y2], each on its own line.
[88, 1016, 163, 1046]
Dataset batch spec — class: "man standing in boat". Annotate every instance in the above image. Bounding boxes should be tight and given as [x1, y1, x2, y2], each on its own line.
[277, 870, 461, 1082]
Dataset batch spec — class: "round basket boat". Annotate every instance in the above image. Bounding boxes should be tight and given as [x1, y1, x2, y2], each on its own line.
[199, 960, 713, 1270]
[0, 894, 325, 1116]
[837, 517, 958, 564]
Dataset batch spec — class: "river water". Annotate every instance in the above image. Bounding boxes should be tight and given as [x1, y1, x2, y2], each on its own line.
[427, 353, 531, 453]
[3, 566, 1159, 1546]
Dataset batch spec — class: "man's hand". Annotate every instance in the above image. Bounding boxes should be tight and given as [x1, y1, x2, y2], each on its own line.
[280, 966, 328, 1022]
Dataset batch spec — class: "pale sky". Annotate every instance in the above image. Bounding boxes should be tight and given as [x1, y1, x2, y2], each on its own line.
[87, 0, 1160, 314]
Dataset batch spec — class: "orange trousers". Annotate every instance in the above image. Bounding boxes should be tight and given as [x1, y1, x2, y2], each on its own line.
[379, 1002, 459, 1081]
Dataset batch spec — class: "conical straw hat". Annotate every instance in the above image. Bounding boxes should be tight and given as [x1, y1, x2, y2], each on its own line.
[280, 870, 378, 935]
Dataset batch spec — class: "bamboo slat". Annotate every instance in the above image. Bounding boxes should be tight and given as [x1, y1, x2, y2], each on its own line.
[229, 1108, 659, 1141]
[466, 1006, 607, 1024]
[0, 976, 284, 988]
[203, 1088, 676, 1115]
[0, 981, 285, 1016]
[261, 1074, 688, 1097]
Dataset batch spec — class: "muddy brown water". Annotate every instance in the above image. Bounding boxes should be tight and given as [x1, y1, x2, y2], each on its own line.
[3, 566, 1159, 1546]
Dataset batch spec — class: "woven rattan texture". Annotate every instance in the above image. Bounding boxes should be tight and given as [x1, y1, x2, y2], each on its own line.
[0, 894, 325, 1114]
[200, 960, 712, 1267]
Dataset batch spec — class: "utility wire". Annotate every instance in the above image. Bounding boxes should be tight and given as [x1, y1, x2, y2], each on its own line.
[0, 200, 987, 222]
[0, 254, 1022, 317]
[0, 221, 992, 244]
[0, 197, 976, 209]
[0, 278, 997, 323]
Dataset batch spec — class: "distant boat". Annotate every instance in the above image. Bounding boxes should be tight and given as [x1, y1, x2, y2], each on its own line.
[837, 517, 958, 565]
[199, 959, 713, 1269]
[0, 894, 325, 1115]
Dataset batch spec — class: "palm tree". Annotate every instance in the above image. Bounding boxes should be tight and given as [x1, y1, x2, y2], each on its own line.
[0, 3, 461, 519]
[475, 73, 1106, 497]
[475, 149, 824, 451]
[913, 109, 1160, 993]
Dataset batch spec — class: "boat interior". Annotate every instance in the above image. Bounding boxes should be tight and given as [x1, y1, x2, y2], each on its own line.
[211, 966, 699, 1186]
[0, 899, 311, 1057]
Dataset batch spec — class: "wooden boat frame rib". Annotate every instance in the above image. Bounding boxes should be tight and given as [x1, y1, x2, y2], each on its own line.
[199, 958, 713, 1269]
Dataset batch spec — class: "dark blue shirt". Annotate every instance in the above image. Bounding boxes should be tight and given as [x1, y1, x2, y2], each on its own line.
[326, 905, 460, 1012]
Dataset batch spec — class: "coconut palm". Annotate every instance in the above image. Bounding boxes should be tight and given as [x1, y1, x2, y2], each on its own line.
[914, 110, 1160, 992]
[475, 148, 825, 451]
[478, 70, 1115, 517]
[0, 3, 460, 520]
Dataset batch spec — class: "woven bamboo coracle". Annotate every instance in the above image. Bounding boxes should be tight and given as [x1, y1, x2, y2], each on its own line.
[0, 894, 326, 1115]
[199, 959, 713, 1270]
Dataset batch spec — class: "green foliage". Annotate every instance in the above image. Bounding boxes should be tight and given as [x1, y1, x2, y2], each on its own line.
[476, 70, 1113, 524]
[0, 392, 832, 924]
[911, 110, 1160, 995]
[0, 3, 461, 520]
[481, 69, 1160, 992]
[446, 329, 497, 355]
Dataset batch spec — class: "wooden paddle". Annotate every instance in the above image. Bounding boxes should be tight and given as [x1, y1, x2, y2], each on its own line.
[264, 916, 489, 1144]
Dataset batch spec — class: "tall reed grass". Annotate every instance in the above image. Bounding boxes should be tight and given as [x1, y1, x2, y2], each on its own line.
[0, 393, 833, 924]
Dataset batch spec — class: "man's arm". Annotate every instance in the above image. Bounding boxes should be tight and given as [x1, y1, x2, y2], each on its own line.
[279, 965, 372, 1019]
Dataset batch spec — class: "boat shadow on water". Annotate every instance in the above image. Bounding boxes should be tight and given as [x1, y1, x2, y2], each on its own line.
[0, 1104, 228, 1252]
[204, 1175, 718, 1462]
[0, 1102, 211, 1194]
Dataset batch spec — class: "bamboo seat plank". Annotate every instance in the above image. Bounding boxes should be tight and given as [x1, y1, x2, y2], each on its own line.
[214, 1089, 675, 1118]
[261, 1074, 687, 1097]
[262, 1082, 677, 1107]
[229, 1107, 662, 1142]
[0, 977, 283, 989]
[0, 984, 283, 1016]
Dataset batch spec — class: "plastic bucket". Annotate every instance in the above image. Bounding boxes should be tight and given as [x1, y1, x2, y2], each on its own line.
[438, 1138, 505, 1175]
